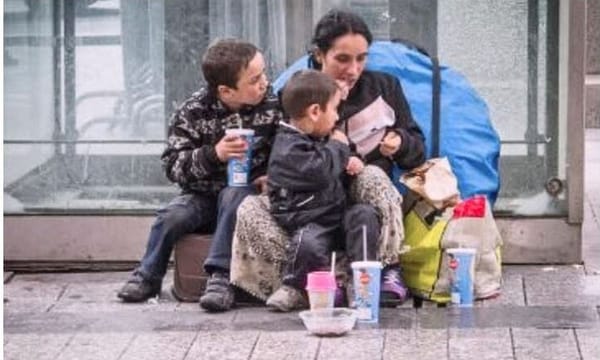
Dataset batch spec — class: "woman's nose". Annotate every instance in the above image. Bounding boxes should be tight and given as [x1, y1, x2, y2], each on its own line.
[346, 60, 361, 77]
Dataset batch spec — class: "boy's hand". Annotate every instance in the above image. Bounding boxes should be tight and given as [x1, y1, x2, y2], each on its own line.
[330, 129, 349, 145]
[380, 131, 401, 157]
[215, 133, 248, 162]
[346, 156, 364, 176]
[252, 175, 268, 194]
[335, 80, 350, 100]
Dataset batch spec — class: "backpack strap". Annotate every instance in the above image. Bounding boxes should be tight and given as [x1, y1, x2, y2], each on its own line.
[391, 39, 442, 158]
[431, 55, 441, 158]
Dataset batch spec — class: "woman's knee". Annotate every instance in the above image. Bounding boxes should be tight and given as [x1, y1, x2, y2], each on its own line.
[345, 204, 379, 225]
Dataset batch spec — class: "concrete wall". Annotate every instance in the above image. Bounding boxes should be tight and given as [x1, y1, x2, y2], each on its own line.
[587, 0, 599, 128]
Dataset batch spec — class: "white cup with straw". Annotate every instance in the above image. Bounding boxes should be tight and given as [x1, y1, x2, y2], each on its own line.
[351, 224, 383, 322]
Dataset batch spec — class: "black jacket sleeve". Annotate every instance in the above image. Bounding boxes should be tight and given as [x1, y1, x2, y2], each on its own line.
[382, 75, 426, 169]
[268, 133, 350, 192]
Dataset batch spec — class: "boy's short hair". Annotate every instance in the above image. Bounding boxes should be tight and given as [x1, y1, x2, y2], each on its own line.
[281, 70, 338, 119]
[201, 38, 258, 94]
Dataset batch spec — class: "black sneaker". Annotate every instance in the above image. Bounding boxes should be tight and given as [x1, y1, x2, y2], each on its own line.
[117, 273, 161, 303]
[199, 271, 235, 312]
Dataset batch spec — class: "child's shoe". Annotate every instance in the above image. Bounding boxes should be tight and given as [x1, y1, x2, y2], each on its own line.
[266, 285, 308, 312]
[380, 266, 409, 307]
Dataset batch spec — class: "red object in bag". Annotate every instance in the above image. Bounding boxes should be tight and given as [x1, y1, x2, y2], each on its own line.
[453, 195, 486, 218]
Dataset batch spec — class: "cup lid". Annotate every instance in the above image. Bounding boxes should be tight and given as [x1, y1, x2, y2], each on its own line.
[225, 128, 254, 136]
[305, 271, 336, 290]
[446, 248, 477, 254]
[350, 261, 382, 269]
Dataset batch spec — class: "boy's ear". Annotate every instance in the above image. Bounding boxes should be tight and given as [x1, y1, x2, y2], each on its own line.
[217, 85, 234, 99]
[306, 103, 321, 121]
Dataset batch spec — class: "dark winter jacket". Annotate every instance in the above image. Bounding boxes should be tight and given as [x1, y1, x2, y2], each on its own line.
[338, 70, 426, 175]
[161, 88, 283, 195]
[267, 123, 350, 231]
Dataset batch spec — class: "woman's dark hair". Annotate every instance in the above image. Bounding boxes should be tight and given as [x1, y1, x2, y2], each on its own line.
[309, 9, 373, 69]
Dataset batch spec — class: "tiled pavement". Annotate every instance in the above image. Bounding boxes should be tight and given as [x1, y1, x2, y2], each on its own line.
[3, 130, 600, 359]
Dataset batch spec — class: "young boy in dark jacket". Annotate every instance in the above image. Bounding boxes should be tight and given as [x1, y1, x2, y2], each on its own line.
[266, 70, 378, 311]
[117, 39, 283, 312]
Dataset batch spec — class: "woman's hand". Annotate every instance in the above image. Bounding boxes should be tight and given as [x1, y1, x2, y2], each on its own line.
[346, 156, 364, 176]
[380, 131, 402, 157]
[330, 129, 349, 145]
[335, 80, 350, 100]
[252, 175, 268, 194]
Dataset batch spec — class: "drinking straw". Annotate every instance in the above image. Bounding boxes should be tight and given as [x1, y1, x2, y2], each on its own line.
[331, 251, 336, 274]
[362, 225, 367, 261]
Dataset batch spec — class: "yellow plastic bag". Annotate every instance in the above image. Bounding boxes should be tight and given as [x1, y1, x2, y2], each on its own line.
[400, 200, 451, 302]
[400, 197, 503, 303]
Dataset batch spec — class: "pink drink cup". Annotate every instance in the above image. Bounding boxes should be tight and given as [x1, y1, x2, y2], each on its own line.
[306, 271, 336, 310]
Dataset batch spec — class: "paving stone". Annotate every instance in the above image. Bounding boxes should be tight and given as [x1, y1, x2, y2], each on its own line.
[524, 268, 600, 306]
[382, 328, 448, 360]
[417, 305, 598, 329]
[378, 307, 416, 329]
[3, 275, 67, 313]
[583, 198, 600, 276]
[184, 330, 258, 360]
[4, 309, 236, 334]
[4, 333, 73, 360]
[448, 328, 513, 360]
[119, 331, 196, 360]
[482, 272, 524, 306]
[316, 330, 384, 360]
[512, 328, 580, 360]
[250, 331, 319, 360]
[231, 307, 305, 331]
[55, 332, 135, 360]
[576, 328, 600, 360]
[51, 282, 178, 313]
[503, 265, 584, 277]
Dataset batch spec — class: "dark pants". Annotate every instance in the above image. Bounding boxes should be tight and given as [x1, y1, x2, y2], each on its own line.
[281, 204, 380, 289]
[135, 186, 256, 284]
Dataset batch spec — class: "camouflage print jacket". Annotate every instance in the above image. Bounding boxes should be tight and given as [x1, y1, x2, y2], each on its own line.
[161, 88, 283, 195]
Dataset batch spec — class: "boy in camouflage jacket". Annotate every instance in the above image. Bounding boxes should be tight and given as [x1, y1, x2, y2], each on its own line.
[117, 39, 283, 312]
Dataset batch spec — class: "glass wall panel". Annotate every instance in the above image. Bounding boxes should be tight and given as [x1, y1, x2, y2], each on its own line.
[438, 0, 563, 216]
[4, 0, 55, 213]
[4, 0, 173, 214]
[3, 0, 565, 216]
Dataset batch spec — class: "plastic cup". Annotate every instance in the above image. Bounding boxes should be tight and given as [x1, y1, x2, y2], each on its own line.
[225, 128, 254, 187]
[447, 248, 477, 307]
[305, 271, 336, 310]
[351, 261, 382, 323]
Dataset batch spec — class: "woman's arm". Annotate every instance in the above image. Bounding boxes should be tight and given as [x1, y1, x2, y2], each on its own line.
[384, 75, 426, 169]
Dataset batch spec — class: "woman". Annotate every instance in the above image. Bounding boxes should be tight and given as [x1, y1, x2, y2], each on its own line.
[230, 9, 426, 310]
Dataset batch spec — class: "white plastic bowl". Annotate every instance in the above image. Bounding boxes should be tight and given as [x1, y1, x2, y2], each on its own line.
[298, 308, 357, 336]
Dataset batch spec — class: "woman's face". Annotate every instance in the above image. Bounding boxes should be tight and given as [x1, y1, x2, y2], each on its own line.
[316, 33, 369, 91]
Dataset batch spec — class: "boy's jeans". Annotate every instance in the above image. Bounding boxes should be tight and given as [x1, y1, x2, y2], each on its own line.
[136, 186, 256, 283]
